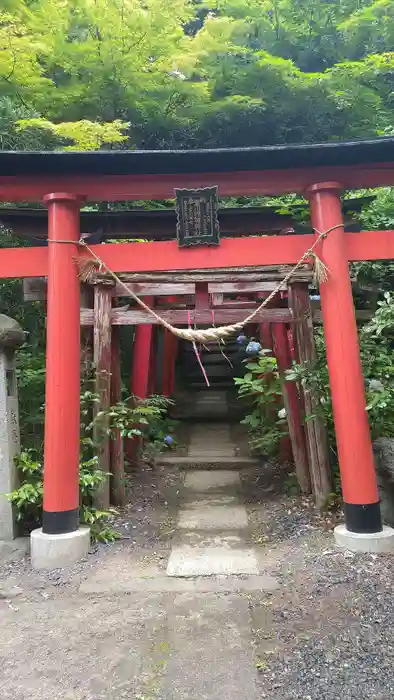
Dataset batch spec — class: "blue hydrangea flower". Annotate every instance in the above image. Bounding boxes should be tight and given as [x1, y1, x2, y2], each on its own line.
[236, 334, 247, 345]
[245, 341, 262, 355]
[164, 435, 174, 446]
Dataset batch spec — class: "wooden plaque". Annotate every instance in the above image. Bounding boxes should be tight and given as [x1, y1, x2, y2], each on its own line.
[175, 186, 220, 247]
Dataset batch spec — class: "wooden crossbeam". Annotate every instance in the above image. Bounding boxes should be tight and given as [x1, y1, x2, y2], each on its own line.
[23, 278, 377, 323]
[312, 308, 373, 323]
[87, 264, 313, 287]
[23, 277, 307, 302]
[1, 163, 394, 201]
[81, 305, 375, 326]
[3, 230, 394, 281]
[0, 200, 368, 240]
[80, 307, 292, 326]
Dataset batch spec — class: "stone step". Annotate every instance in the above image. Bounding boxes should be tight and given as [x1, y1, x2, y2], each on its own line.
[188, 452, 235, 460]
[167, 539, 259, 577]
[171, 412, 233, 421]
[188, 381, 236, 389]
[178, 504, 249, 531]
[182, 340, 240, 355]
[160, 455, 260, 470]
[167, 467, 260, 579]
[189, 431, 232, 439]
[181, 352, 239, 365]
[188, 424, 231, 432]
[184, 470, 242, 491]
[187, 362, 234, 379]
[188, 441, 234, 447]
[193, 396, 229, 404]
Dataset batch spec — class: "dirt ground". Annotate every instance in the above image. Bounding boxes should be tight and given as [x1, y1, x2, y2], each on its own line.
[1, 459, 394, 700]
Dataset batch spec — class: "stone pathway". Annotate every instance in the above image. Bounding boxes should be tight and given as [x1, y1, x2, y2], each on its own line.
[167, 423, 260, 577]
[187, 422, 235, 459]
[190, 390, 230, 419]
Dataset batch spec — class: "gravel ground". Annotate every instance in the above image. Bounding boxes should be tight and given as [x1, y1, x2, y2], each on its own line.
[0, 460, 183, 598]
[249, 542, 394, 699]
[242, 459, 394, 700]
[1, 452, 394, 699]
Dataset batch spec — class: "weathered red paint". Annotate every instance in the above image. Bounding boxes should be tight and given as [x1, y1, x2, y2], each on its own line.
[161, 296, 177, 398]
[287, 328, 295, 362]
[194, 282, 210, 308]
[309, 182, 379, 506]
[131, 297, 154, 399]
[148, 327, 158, 395]
[259, 323, 273, 351]
[127, 305, 155, 466]
[162, 329, 177, 398]
[42, 193, 81, 515]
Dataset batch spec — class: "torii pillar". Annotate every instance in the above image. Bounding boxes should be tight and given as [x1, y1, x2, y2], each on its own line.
[127, 299, 155, 467]
[308, 182, 394, 552]
[162, 329, 177, 398]
[30, 193, 90, 569]
[131, 297, 154, 400]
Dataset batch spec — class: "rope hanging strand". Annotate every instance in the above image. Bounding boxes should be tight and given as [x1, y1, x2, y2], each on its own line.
[211, 309, 233, 368]
[68, 224, 341, 345]
[188, 310, 210, 387]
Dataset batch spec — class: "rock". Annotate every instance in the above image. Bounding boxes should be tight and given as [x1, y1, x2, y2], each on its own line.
[0, 314, 25, 348]
[373, 438, 394, 525]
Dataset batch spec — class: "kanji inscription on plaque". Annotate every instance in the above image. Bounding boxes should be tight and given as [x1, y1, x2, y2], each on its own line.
[175, 187, 220, 247]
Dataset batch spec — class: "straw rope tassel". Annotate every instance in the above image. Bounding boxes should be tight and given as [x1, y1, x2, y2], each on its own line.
[70, 224, 339, 345]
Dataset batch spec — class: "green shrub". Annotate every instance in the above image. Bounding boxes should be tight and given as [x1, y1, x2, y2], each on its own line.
[234, 352, 286, 456]
[9, 450, 119, 542]
[9, 391, 176, 541]
[93, 393, 178, 455]
[286, 294, 394, 494]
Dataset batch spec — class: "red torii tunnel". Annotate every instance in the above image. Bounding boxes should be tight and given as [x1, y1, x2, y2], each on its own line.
[2, 137, 394, 562]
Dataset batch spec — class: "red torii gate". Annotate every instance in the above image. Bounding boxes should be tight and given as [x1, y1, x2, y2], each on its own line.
[1, 138, 394, 565]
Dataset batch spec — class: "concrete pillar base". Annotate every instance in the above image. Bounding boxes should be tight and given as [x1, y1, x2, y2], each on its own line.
[334, 524, 394, 553]
[30, 527, 90, 569]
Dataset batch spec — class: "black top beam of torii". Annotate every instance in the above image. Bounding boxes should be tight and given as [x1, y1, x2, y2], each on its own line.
[0, 199, 370, 245]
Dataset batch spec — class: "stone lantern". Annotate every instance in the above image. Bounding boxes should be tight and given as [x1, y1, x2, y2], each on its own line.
[0, 315, 25, 541]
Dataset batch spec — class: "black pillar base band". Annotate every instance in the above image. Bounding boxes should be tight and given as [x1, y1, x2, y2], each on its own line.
[42, 508, 79, 535]
[344, 502, 382, 534]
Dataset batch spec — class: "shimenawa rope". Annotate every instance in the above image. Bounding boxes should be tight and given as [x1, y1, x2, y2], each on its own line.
[50, 225, 339, 344]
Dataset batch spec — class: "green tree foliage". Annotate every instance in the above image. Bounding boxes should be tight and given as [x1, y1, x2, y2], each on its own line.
[16, 117, 129, 149]
[340, 0, 394, 60]
[2, 0, 394, 148]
